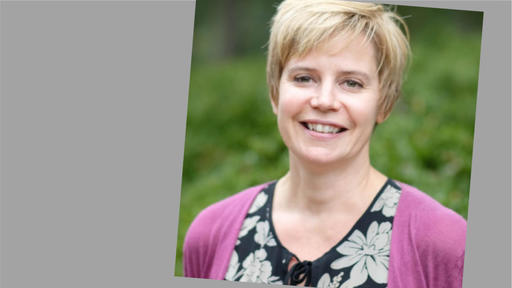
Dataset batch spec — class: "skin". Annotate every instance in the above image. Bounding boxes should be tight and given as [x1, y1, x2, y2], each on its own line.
[270, 34, 389, 262]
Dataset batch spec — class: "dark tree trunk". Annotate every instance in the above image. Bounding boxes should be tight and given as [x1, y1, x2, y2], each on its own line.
[222, 0, 237, 58]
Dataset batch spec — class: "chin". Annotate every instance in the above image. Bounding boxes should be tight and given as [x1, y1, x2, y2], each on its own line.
[294, 149, 348, 166]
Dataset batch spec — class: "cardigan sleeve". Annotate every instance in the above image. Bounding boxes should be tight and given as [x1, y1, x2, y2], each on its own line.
[388, 183, 467, 288]
[182, 204, 218, 278]
[414, 200, 466, 288]
[182, 183, 267, 279]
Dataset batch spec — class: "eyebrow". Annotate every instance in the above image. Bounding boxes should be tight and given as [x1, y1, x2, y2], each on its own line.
[285, 66, 372, 82]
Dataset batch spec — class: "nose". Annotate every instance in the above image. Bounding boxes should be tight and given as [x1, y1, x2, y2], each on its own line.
[309, 82, 342, 111]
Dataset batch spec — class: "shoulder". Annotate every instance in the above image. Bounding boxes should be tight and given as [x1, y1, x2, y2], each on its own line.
[185, 182, 268, 236]
[395, 181, 467, 247]
[390, 181, 466, 287]
[182, 182, 271, 278]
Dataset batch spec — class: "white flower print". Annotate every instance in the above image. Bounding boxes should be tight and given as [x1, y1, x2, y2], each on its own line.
[330, 221, 392, 287]
[254, 221, 277, 247]
[339, 278, 356, 288]
[238, 215, 260, 239]
[318, 271, 345, 288]
[371, 185, 401, 217]
[248, 192, 268, 214]
[318, 273, 332, 288]
[240, 249, 273, 283]
[225, 251, 240, 281]
[227, 248, 282, 284]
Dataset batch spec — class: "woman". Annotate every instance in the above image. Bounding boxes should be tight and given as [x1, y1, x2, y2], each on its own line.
[183, 0, 467, 287]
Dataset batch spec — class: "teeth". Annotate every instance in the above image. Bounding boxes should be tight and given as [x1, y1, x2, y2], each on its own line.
[306, 123, 342, 134]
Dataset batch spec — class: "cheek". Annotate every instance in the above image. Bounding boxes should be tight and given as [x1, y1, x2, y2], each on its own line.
[276, 97, 304, 124]
[348, 99, 380, 126]
[276, 93, 293, 117]
[275, 95, 303, 140]
[277, 84, 310, 115]
[275, 106, 292, 146]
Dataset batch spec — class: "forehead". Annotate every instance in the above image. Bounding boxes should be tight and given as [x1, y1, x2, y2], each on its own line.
[284, 34, 378, 74]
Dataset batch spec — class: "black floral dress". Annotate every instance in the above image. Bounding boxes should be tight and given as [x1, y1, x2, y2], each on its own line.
[224, 179, 402, 288]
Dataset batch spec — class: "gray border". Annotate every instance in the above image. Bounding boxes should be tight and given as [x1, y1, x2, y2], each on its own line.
[0, 1, 510, 288]
[0, 1, 194, 287]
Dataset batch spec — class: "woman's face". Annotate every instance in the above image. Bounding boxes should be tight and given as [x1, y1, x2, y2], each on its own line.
[272, 34, 384, 166]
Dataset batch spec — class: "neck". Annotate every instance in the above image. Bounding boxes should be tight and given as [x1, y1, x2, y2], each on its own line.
[275, 150, 386, 215]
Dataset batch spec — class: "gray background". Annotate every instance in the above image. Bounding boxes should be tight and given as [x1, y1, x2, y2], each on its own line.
[0, 1, 509, 288]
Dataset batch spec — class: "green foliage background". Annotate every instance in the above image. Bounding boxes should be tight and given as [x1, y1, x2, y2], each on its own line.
[175, 0, 482, 276]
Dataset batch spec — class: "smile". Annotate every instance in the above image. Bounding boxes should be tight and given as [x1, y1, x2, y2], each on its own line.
[300, 122, 347, 134]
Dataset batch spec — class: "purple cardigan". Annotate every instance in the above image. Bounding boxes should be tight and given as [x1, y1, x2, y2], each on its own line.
[183, 181, 467, 288]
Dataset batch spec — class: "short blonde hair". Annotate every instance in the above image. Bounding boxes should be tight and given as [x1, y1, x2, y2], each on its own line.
[266, 0, 410, 118]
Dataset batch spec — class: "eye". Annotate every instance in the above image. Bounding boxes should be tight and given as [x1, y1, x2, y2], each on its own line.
[343, 79, 363, 89]
[293, 75, 313, 83]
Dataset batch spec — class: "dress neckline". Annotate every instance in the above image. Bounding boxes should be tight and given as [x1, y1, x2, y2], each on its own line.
[266, 178, 396, 264]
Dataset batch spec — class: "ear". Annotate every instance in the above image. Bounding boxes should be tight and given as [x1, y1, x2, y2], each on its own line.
[376, 108, 389, 124]
[270, 95, 278, 115]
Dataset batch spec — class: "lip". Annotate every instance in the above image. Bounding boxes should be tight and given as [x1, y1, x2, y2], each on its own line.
[300, 119, 346, 129]
[299, 119, 348, 139]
